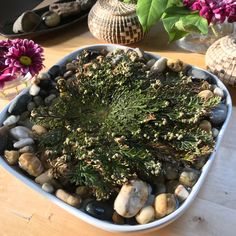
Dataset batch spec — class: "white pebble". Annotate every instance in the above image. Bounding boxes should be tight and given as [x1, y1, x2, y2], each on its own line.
[146, 59, 156, 69]
[213, 87, 224, 98]
[3, 115, 20, 126]
[14, 138, 34, 149]
[29, 84, 41, 96]
[42, 183, 54, 193]
[212, 128, 219, 138]
[151, 58, 167, 72]
[10, 126, 31, 140]
[174, 184, 189, 202]
[135, 206, 155, 224]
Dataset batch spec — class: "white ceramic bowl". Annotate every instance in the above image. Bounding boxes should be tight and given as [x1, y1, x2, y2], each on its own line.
[0, 44, 232, 233]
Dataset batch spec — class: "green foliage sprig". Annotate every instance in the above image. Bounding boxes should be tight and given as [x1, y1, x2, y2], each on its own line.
[120, 0, 208, 42]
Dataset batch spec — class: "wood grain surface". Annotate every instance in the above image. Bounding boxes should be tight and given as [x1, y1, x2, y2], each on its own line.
[0, 1, 236, 235]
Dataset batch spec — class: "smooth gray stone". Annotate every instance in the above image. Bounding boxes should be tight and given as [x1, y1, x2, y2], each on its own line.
[209, 104, 227, 125]
[8, 94, 32, 115]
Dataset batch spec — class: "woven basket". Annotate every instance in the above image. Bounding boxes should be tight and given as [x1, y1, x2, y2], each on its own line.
[88, 0, 145, 45]
[206, 35, 236, 86]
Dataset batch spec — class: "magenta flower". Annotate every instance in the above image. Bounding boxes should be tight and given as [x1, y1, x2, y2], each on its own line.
[0, 39, 44, 89]
[5, 39, 44, 76]
[183, 0, 236, 24]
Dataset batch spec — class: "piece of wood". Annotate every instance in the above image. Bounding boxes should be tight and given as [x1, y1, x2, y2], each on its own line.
[0, 10, 236, 236]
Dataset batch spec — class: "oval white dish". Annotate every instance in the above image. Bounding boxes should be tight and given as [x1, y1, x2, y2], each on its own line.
[0, 44, 232, 233]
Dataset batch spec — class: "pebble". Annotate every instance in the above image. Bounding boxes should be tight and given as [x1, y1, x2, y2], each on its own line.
[42, 183, 54, 193]
[212, 128, 219, 138]
[17, 119, 34, 129]
[167, 59, 184, 72]
[29, 84, 40, 96]
[112, 212, 125, 225]
[209, 104, 227, 125]
[213, 87, 224, 98]
[8, 93, 32, 115]
[165, 164, 178, 180]
[35, 169, 58, 187]
[27, 102, 36, 112]
[146, 59, 156, 69]
[179, 168, 199, 187]
[66, 63, 77, 71]
[134, 48, 145, 58]
[3, 115, 20, 126]
[32, 125, 47, 135]
[4, 150, 19, 165]
[0, 126, 9, 153]
[85, 200, 113, 221]
[151, 58, 167, 73]
[42, 11, 60, 27]
[10, 126, 31, 140]
[174, 185, 189, 202]
[198, 90, 214, 100]
[154, 193, 177, 218]
[75, 186, 91, 198]
[37, 72, 51, 80]
[19, 145, 34, 153]
[114, 180, 149, 218]
[19, 111, 30, 121]
[14, 138, 34, 149]
[199, 120, 212, 133]
[45, 94, 57, 106]
[63, 70, 73, 79]
[18, 152, 44, 177]
[56, 189, 81, 207]
[135, 206, 155, 224]
[38, 79, 53, 91]
[145, 194, 155, 206]
[33, 96, 44, 106]
[38, 89, 49, 98]
[189, 68, 208, 80]
[48, 65, 63, 79]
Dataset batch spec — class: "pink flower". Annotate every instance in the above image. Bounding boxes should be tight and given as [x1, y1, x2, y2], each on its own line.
[183, 0, 236, 24]
[0, 39, 44, 89]
[5, 39, 44, 76]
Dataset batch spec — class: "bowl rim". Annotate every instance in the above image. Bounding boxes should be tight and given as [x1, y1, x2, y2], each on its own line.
[0, 44, 232, 233]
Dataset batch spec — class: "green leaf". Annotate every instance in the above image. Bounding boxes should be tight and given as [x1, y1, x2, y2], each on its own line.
[137, 0, 168, 32]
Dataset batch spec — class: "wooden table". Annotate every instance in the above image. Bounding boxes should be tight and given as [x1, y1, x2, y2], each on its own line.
[1, 5, 236, 236]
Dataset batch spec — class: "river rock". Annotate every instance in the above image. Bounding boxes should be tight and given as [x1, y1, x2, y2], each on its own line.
[14, 138, 34, 149]
[29, 84, 40, 96]
[146, 59, 156, 69]
[167, 59, 184, 72]
[48, 65, 63, 79]
[38, 79, 53, 91]
[135, 205, 155, 224]
[27, 102, 36, 112]
[212, 128, 219, 138]
[213, 87, 224, 98]
[33, 96, 44, 107]
[3, 115, 20, 126]
[199, 120, 212, 133]
[165, 164, 178, 180]
[112, 212, 125, 225]
[63, 70, 73, 79]
[0, 126, 9, 153]
[209, 104, 227, 125]
[179, 168, 199, 187]
[8, 94, 32, 115]
[189, 68, 208, 80]
[10, 126, 31, 140]
[32, 125, 47, 135]
[19, 152, 44, 177]
[56, 189, 81, 207]
[42, 11, 60, 27]
[114, 180, 149, 218]
[4, 150, 19, 165]
[85, 200, 113, 221]
[174, 184, 189, 202]
[42, 183, 54, 193]
[198, 90, 214, 100]
[66, 62, 77, 72]
[75, 186, 91, 198]
[45, 94, 56, 106]
[19, 145, 34, 153]
[154, 193, 176, 218]
[35, 169, 59, 188]
[151, 58, 167, 73]
[144, 194, 155, 206]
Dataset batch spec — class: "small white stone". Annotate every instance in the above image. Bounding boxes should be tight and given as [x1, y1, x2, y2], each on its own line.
[151, 58, 167, 73]
[14, 138, 34, 149]
[174, 184, 189, 202]
[213, 87, 224, 98]
[212, 128, 219, 138]
[3, 115, 20, 126]
[29, 84, 41, 96]
[42, 183, 54, 193]
[135, 206, 155, 224]
[10, 126, 31, 140]
[146, 59, 156, 69]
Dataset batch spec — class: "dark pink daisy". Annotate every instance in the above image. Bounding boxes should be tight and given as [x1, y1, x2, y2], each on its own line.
[5, 39, 44, 77]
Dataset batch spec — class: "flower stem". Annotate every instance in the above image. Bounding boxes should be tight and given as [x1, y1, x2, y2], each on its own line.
[210, 24, 218, 38]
